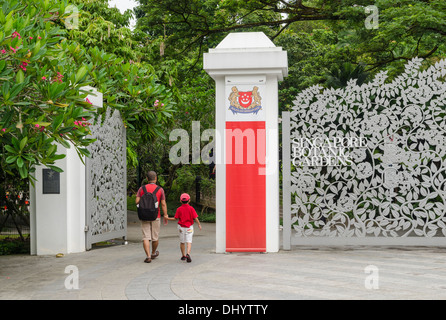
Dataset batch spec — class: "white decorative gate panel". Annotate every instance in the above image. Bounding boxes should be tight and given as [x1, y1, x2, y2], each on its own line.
[283, 58, 446, 248]
[85, 109, 127, 249]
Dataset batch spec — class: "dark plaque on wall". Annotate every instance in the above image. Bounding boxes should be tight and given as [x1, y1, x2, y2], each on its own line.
[42, 169, 60, 194]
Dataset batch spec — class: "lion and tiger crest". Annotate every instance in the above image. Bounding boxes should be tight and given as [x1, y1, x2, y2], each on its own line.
[228, 86, 262, 115]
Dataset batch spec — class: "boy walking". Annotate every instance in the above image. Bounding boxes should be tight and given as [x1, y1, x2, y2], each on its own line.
[167, 193, 201, 262]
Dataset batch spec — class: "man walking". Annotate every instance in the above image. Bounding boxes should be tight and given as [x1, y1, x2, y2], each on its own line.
[136, 171, 168, 263]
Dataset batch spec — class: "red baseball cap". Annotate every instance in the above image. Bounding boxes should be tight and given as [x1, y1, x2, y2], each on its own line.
[180, 193, 190, 201]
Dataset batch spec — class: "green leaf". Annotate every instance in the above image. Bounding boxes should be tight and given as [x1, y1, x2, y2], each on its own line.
[58, 139, 70, 149]
[19, 136, 28, 150]
[11, 137, 20, 149]
[47, 144, 57, 156]
[1, 81, 10, 100]
[5, 156, 17, 164]
[22, 154, 35, 161]
[52, 114, 64, 131]
[4, 18, 12, 34]
[49, 82, 67, 99]
[75, 65, 88, 83]
[16, 69, 25, 84]
[77, 147, 91, 158]
[10, 83, 26, 99]
[34, 122, 51, 127]
[4, 145, 16, 153]
[32, 40, 41, 56]
[18, 165, 28, 178]
[48, 165, 63, 173]
[0, 60, 6, 73]
[72, 106, 83, 118]
[17, 157, 24, 168]
[52, 154, 66, 160]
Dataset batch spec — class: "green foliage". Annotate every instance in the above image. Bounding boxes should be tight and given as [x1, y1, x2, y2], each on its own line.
[135, 0, 446, 82]
[69, 0, 139, 61]
[130, 0, 446, 201]
[0, 0, 178, 243]
[0, 236, 30, 255]
[3, 0, 443, 200]
[332, 0, 446, 75]
[0, 0, 96, 179]
[0, 0, 177, 179]
[325, 62, 370, 88]
[0, 168, 30, 239]
[67, 0, 178, 168]
[135, 0, 282, 62]
[275, 28, 335, 109]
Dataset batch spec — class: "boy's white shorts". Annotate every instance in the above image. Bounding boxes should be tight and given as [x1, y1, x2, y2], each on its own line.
[178, 225, 194, 243]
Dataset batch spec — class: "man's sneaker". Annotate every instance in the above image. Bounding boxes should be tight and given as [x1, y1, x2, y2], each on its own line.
[186, 254, 191, 263]
[181, 256, 186, 261]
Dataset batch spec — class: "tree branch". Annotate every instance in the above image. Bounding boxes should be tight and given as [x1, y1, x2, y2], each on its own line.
[367, 45, 439, 71]
[200, 13, 339, 37]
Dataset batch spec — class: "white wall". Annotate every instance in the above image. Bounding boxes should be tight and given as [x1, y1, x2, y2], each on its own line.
[30, 145, 86, 255]
[29, 86, 101, 255]
[265, 74, 280, 252]
[214, 75, 226, 253]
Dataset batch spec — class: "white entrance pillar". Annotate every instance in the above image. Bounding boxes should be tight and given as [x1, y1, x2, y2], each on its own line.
[204, 32, 288, 253]
[29, 87, 102, 255]
[29, 142, 86, 255]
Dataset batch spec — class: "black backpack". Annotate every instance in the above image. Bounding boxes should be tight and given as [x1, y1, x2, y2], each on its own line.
[137, 185, 161, 221]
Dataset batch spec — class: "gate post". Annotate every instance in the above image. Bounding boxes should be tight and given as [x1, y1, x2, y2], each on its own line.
[29, 142, 86, 255]
[282, 112, 291, 250]
[204, 32, 288, 253]
[29, 87, 103, 255]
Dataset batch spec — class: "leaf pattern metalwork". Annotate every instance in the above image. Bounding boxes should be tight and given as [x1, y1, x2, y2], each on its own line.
[290, 58, 446, 238]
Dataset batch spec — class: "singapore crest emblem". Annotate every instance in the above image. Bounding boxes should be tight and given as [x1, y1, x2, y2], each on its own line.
[228, 86, 262, 115]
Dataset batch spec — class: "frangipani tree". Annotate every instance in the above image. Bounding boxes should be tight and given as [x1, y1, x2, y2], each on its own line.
[0, 0, 96, 179]
[0, 0, 176, 232]
[0, 0, 176, 179]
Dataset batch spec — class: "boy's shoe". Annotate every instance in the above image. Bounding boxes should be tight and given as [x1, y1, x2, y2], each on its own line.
[181, 256, 186, 261]
[186, 254, 191, 263]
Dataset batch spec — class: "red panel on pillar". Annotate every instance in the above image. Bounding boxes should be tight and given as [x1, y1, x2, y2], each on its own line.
[225, 121, 266, 252]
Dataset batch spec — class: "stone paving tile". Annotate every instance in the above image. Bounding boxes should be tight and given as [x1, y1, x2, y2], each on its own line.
[2, 220, 446, 300]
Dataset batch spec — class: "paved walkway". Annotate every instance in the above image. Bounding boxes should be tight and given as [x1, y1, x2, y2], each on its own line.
[2, 211, 446, 300]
